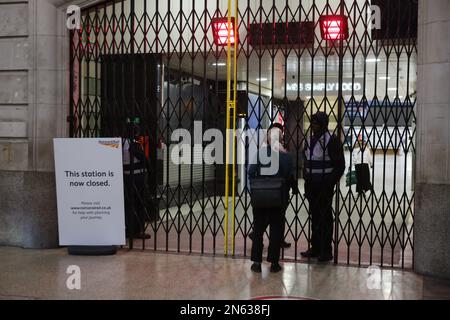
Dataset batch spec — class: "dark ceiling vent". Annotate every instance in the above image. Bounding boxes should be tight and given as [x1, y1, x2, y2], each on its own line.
[248, 21, 315, 48]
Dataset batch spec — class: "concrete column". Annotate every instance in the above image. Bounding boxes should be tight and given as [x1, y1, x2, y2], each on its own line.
[414, 0, 450, 279]
[0, 0, 75, 248]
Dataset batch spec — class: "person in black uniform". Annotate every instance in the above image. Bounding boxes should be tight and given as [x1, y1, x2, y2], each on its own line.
[301, 112, 345, 262]
[248, 123, 299, 273]
[248, 124, 297, 249]
[123, 121, 150, 241]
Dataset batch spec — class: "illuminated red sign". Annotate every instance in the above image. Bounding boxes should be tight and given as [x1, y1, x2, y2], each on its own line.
[211, 17, 236, 46]
[319, 15, 349, 40]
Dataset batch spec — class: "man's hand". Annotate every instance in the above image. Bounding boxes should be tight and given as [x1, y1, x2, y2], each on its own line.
[289, 175, 299, 195]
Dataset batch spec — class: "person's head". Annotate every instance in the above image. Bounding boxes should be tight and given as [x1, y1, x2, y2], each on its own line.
[267, 122, 284, 147]
[310, 111, 329, 136]
[126, 121, 141, 139]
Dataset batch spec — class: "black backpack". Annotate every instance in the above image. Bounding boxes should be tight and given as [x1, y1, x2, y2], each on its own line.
[250, 167, 287, 208]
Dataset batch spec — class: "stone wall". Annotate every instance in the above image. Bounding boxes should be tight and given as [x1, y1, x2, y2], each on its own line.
[414, 0, 450, 279]
[0, 0, 73, 248]
[0, 171, 58, 248]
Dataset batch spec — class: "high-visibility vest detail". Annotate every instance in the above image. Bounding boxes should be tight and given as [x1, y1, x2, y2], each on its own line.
[122, 139, 136, 166]
[122, 139, 145, 174]
[304, 132, 334, 176]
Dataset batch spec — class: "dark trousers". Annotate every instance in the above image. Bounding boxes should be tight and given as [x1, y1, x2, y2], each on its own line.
[306, 181, 335, 256]
[250, 213, 287, 242]
[124, 173, 146, 237]
[251, 207, 284, 263]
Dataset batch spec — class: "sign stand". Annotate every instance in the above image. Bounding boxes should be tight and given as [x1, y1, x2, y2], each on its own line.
[68, 245, 118, 256]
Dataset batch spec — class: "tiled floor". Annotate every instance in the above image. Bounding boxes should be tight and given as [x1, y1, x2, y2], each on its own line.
[0, 246, 449, 300]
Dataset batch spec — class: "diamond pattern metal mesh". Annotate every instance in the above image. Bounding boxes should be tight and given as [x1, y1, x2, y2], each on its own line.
[70, 0, 417, 268]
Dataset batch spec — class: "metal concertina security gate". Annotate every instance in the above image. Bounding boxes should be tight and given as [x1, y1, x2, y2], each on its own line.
[69, 0, 417, 268]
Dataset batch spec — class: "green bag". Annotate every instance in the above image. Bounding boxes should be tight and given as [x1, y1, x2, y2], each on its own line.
[345, 170, 357, 186]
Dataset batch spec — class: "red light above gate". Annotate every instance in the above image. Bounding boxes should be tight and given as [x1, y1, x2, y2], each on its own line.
[211, 17, 236, 46]
[319, 15, 349, 40]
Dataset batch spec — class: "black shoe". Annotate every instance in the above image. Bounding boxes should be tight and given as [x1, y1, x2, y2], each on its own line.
[134, 233, 151, 240]
[282, 241, 291, 248]
[251, 262, 262, 273]
[300, 249, 319, 258]
[270, 263, 282, 273]
[318, 254, 333, 262]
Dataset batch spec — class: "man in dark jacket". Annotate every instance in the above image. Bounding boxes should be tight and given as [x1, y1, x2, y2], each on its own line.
[248, 123, 299, 273]
[301, 112, 345, 262]
[123, 122, 150, 243]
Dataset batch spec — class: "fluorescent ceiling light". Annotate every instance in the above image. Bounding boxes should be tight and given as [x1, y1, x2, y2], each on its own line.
[366, 58, 380, 63]
[212, 62, 226, 66]
[388, 88, 397, 91]
[256, 78, 268, 82]
[379, 76, 391, 80]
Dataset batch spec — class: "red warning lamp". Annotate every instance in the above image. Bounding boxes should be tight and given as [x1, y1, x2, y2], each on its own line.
[319, 15, 349, 41]
[211, 17, 236, 46]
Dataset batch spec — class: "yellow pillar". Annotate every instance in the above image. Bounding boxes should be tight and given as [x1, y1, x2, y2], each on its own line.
[224, 0, 238, 256]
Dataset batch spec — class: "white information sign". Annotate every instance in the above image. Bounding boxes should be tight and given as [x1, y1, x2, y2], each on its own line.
[53, 138, 126, 246]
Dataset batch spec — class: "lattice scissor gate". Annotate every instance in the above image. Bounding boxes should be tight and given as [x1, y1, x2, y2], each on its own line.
[70, 0, 417, 268]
